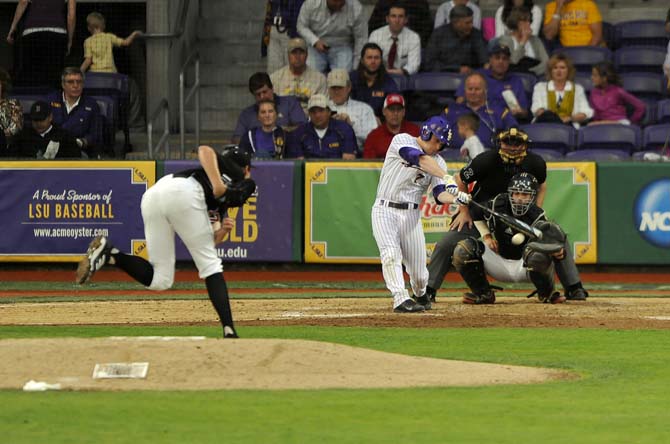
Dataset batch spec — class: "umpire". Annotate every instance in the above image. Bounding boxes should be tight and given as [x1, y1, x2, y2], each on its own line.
[425, 127, 588, 302]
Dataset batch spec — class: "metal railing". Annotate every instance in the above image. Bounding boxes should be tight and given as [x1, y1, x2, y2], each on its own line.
[179, 50, 200, 158]
[147, 99, 170, 159]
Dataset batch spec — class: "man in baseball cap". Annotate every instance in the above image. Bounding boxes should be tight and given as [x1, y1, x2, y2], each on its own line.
[285, 93, 357, 159]
[363, 93, 420, 158]
[270, 37, 328, 114]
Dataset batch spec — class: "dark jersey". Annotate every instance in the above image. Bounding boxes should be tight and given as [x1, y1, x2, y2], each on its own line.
[173, 151, 246, 213]
[471, 193, 545, 260]
[459, 150, 547, 203]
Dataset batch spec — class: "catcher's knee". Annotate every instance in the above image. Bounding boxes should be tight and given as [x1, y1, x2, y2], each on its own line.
[452, 237, 484, 270]
[523, 248, 552, 273]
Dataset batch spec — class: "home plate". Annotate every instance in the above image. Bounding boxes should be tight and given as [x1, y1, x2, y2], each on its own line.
[93, 362, 149, 379]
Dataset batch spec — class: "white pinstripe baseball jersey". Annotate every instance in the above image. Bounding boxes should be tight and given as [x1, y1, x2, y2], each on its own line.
[375, 133, 448, 204]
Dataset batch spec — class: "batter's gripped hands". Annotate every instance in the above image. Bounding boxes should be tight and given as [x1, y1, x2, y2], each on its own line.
[214, 217, 235, 244]
[552, 248, 566, 260]
[450, 208, 473, 231]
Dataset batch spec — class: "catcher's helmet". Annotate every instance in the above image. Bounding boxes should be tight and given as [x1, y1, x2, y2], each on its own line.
[420, 115, 452, 149]
[507, 172, 538, 216]
[495, 127, 529, 164]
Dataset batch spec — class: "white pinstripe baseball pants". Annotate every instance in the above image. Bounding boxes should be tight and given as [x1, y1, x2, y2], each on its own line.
[371, 203, 428, 308]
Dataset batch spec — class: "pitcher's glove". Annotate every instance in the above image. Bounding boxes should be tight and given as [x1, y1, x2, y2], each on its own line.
[218, 178, 256, 208]
[526, 220, 566, 255]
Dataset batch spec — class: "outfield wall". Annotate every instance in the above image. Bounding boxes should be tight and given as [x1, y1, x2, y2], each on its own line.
[0, 160, 667, 264]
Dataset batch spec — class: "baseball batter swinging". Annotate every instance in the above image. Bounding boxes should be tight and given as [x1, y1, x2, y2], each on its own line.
[75, 145, 256, 338]
[371, 115, 471, 313]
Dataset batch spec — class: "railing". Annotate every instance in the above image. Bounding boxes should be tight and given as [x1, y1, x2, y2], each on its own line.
[147, 99, 170, 159]
[179, 50, 200, 158]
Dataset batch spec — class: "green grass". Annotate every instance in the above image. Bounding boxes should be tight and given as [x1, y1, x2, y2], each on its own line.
[1, 325, 669, 443]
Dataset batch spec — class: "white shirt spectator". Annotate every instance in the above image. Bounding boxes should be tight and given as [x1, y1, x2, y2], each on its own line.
[663, 40, 670, 78]
[531, 80, 594, 128]
[434, 1, 481, 30]
[329, 98, 378, 147]
[368, 25, 422, 75]
[494, 5, 543, 38]
[460, 135, 485, 160]
[297, 0, 368, 67]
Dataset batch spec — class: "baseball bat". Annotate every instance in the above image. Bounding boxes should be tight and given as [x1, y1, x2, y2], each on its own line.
[469, 200, 543, 240]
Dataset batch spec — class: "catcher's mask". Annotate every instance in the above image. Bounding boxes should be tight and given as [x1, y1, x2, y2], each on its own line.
[496, 127, 529, 164]
[507, 172, 538, 216]
[420, 115, 452, 151]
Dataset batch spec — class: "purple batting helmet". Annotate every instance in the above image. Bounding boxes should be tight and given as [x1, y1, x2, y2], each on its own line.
[420, 115, 452, 149]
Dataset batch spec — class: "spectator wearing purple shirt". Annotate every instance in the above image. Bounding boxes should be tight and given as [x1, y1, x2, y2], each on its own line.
[588, 61, 646, 126]
[232, 72, 306, 144]
[238, 99, 287, 159]
[349, 43, 399, 117]
[456, 43, 530, 122]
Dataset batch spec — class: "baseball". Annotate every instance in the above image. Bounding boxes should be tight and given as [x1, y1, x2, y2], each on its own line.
[511, 233, 525, 245]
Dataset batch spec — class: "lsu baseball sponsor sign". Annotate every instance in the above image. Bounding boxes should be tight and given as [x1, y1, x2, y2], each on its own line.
[0, 161, 154, 261]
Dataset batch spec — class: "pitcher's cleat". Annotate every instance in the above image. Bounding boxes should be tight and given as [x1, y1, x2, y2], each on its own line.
[76, 236, 112, 284]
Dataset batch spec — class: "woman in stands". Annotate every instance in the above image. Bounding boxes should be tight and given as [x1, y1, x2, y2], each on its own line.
[498, 7, 548, 76]
[494, 0, 543, 38]
[588, 61, 646, 126]
[238, 99, 286, 159]
[0, 68, 23, 153]
[530, 53, 592, 128]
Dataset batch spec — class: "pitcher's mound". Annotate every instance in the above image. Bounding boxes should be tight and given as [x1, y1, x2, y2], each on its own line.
[0, 337, 572, 391]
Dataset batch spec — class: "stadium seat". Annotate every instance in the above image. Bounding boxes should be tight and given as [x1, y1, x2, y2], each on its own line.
[614, 46, 668, 74]
[613, 20, 669, 49]
[552, 46, 612, 73]
[565, 149, 630, 161]
[602, 21, 616, 50]
[91, 95, 117, 152]
[84, 72, 130, 151]
[574, 72, 593, 93]
[642, 124, 670, 151]
[389, 73, 409, 91]
[621, 72, 666, 102]
[529, 148, 564, 160]
[577, 124, 641, 153]
[520, 123, 576, 154]
[409, 72, 462, 97]
[439, 148, 465, 161]
[657, 100, 670, 124]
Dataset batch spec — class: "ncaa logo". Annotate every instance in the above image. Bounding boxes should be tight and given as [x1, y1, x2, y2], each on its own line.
[634, 179, 670, 248]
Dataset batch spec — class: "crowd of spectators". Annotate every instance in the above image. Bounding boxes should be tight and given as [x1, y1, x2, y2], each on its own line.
[253, 0, 670, 160]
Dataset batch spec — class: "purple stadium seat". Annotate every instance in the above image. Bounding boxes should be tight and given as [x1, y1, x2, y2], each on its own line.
[620, 72, 666, 102]
[577, 124, 641, 153]
[439, 148, 465, 161]
[513, 72, 537, 101]
[520, 123, 576, 154]
[529, 148, 564, 160]
[565, 149, 630, 161]
[657, 100, 670, 124]
[642, 124, 670, 151]
[389, 73, 409, 91]
[574, 72, 593, 93]
[613, 20, 669, 49]
[552, 46, 612, 73]
[615, 46, 668, 74]
[410, 72, 462, 97]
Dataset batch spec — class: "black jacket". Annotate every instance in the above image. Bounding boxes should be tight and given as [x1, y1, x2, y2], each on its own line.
[7, 124, 82, 159]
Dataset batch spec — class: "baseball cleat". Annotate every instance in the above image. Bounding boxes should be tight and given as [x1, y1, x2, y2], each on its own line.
[425, 286, 437, 303]
[462, 290, 496, 305]
[223, 326, 239, 338]
[566, 288, 588, 301]
[76, 236, 111, 284]
[393, 299, 426, 313]
[415, 294, 432, 310]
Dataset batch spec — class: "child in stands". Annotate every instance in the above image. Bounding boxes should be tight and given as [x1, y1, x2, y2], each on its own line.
[588, 61, 645, 126]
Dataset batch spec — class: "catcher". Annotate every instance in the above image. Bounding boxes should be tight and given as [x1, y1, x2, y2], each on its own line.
[453, 172, 568, 305]
[75, 144, 256, 338]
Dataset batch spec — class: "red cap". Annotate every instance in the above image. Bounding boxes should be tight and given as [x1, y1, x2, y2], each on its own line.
[383, 93, 405, 109]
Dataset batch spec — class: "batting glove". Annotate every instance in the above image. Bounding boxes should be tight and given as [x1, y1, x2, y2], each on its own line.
[443, 174, 457, 188]
[455, 191, 470, 205]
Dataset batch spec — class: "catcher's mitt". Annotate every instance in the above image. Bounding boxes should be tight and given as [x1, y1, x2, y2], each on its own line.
[217, 178, 256, 208]
[526, 220, 566, 254]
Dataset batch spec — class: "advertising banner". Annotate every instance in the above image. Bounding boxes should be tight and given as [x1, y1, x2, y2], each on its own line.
[598, 163, 670, 264]
[304, 161, 596, 264]
[163, 160, 301, 262]
[0, 161, 155, 261]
